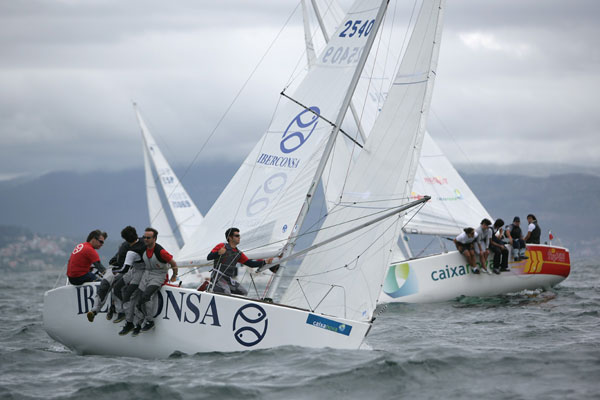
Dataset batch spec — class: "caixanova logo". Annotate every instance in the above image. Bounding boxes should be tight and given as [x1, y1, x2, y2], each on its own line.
[430, 264, 473, 281]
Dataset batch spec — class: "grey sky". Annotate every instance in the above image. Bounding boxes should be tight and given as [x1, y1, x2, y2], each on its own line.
[1, 0, 598, 180]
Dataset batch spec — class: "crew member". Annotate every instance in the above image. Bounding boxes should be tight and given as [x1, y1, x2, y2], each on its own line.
[454, 227, 479, 274]
[506, 216, 528, 261]
[524, 214, 541, 244]
[86, 226, 139, 322]
[207, 227, 276, 295]
[66, 230, 107, 285]
[119, 228, 176, 336]
[474, 219, 492, 273]
[489, 219, 509, 273]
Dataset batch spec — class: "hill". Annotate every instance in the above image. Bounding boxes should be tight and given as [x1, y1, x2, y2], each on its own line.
[0, 165, 597, 260]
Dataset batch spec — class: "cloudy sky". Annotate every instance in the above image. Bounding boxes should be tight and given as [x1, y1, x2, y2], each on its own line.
[1, 0, 598, 180]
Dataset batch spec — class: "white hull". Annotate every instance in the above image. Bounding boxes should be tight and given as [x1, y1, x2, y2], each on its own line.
[43, 284, 370, 358]
[379, 244, 570, 303]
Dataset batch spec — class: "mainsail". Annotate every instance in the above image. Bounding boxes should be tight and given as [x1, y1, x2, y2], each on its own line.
[306, 0, 490, 238]
[282, 0, 445, 321]
[135, 105, 203, 247]
[177, 0, 390, 265]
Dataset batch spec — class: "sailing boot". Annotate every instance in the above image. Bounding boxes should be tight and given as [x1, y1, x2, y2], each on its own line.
[118, 322, 135, 336]
[113, 313, 126, 323]
[512, 248, 519, 261]
[132, 325, 142, 337]
[106, 304, 116, 320]
[519, 249, 528, 260]
[141, 321, 155, 332]
[86, 311, 97, 323]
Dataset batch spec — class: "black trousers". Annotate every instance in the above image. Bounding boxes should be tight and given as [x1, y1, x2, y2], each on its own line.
[490, 245, 509, 270]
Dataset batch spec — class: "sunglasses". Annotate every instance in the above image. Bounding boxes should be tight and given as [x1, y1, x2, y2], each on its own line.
[97, 238, 105, 244]
[143, 236, 154, 240]
[232, 234, 240, 238]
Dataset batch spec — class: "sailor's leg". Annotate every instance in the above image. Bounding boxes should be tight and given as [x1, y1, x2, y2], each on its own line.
[500, 247, 509, 270]
[126, 287, 142, 324]
[213, 278, 231, 295]
[231, 283, 248, 296]
[139, 285, 161, 322]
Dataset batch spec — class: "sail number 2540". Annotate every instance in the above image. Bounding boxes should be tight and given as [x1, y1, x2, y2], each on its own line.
[339, 19, 375, 38]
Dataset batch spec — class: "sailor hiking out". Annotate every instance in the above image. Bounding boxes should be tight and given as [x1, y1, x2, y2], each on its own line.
[66, 229, 107, 285]
[118, 227, 177, 336]
[86, 226, 140, 322]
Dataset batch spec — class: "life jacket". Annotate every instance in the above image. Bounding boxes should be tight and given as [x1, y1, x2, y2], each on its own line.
[509, 224, 522, 239]
[212, 244, 241, 278]
[527, 221, 541, 244]
[143, 243, 170, 273]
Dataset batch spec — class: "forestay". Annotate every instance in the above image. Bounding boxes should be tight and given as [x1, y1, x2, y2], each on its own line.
[403, 132, 491, 236]
[177, 0, 388, 265]
[282, 0, 445, 321]
[136, 107, 203, 246]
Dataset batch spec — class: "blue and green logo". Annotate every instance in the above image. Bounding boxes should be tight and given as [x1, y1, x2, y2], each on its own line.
[382, 262, 418, 298]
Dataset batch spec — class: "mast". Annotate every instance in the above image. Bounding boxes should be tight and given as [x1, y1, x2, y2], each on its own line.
[266, 0, 390, 299]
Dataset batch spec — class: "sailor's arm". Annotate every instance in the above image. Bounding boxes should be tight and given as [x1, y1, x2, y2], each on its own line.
[168, 259, 178, 282]
[92, 260, 106, 274]
[207, 243, 226, 260]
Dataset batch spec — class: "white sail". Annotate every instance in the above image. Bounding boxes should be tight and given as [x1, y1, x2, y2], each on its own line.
[282, 0, 445, 321]
[307, 1, 488, 238]
[177, 0, 389, 266]
[403, 132, 492, 236]
[142, 145, 180, 252]
[135, 106, 203, 245]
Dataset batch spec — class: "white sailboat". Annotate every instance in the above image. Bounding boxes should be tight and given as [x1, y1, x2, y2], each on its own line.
[303, 0, 571, 304]
[44, 0, 437, 357]
[135, 104, 203, 251]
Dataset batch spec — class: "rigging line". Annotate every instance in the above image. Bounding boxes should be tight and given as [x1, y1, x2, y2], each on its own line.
[283, 216, 398, 279]
[414, 235, 437, 258]
[429, 108, 475, 167]
[237, 199, 424, 255]
[280, 91, 363, 149]
[162, 2, 302, 210]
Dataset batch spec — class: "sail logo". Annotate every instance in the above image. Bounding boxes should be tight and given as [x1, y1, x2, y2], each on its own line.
[306, 314, 352, 336]
[256, 153, 300, 169]
[280, 107, 320, 154]
[233, 304, 268, 347]
[424, 176, 448, 185]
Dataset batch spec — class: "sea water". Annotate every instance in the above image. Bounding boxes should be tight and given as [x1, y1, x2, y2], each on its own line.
[1, 261, 598, 399]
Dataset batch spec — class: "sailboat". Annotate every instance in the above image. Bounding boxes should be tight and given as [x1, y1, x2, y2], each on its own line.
[136, 103, 203, 254]
[302, 0, 571, 304]
[43, 0, 443, 357]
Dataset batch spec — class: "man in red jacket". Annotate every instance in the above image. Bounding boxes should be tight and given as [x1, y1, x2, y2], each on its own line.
[67, 229, 107, 285]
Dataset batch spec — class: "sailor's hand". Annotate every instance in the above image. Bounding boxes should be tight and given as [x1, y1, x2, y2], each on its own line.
[266, 257, 274, 264]
[170, 274, 178, 282]
[217, 247, 226, 255]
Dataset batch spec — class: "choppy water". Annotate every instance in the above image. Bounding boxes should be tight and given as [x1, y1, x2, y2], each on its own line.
[1, 261, 598, 399]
